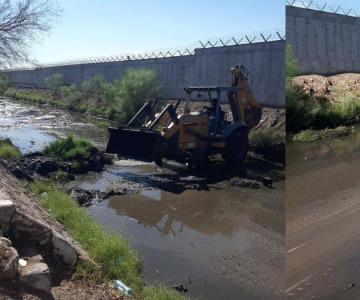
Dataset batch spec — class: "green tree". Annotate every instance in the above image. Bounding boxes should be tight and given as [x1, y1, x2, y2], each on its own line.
[81, 75, 112, 101]
[45, 74, 64, 97]
[285, 44, 299, 78]
[114, 69, 161, 123]
[0, 73, 9, 94]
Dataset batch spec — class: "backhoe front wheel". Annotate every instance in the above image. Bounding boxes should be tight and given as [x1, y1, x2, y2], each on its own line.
[222, 128, 249, 165]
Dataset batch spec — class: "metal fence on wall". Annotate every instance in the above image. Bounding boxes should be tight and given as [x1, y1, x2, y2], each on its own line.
[4, 29, 285, 71]
[286, 0, 360, 17]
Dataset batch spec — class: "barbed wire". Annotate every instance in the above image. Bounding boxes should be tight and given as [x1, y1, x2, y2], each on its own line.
[2, 29, 285, 71]
[286, 0, 360, 17]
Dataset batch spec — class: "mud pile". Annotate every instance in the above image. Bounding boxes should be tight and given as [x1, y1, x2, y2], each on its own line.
[292, 73, 360, 102]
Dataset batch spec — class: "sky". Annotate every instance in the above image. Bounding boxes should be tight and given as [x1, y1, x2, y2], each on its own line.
[31, 0, 285, 64]
[30, 0, 360, 64]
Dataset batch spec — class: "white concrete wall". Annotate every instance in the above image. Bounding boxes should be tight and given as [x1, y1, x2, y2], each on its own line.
[286, 5, 360, 75]
[5, 40, 285, 107]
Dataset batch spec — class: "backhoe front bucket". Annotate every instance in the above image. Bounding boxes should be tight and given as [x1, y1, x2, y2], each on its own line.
[106, 127, 165, 161]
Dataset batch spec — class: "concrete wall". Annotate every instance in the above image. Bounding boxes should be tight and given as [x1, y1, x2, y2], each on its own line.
[5, 41, 285, 107]
[286, 5, 360, 75]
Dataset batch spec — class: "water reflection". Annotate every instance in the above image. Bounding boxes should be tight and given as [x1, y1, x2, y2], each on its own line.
[287, 127, 360, 166]
[0, 97, 110, 152]
[286, 127, 360, 209]
[107, 187, 284, 237]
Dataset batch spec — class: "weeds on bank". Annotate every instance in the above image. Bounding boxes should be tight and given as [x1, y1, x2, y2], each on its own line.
[4, 69, 161, 125]
[28, 181, 142, 290]
[0, 139, 21, 160]
[140, 285, 185, 300]
[249, 129, 285, 163]
[28, 181, 184, 299]
[249, 130, 285, 149]
[287, 85, 360, 133]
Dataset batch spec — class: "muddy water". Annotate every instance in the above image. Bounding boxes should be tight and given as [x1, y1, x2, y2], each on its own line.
[286, 128, 360, 299]
[0, 97, 109, 153]
[286, 127, 360, 210]
[0, 97, 285, 299]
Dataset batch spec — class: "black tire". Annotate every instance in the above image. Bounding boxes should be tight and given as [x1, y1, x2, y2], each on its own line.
[222, 128, 249, 164]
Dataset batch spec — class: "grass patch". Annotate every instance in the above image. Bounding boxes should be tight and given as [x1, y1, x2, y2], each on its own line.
[0, 139, 21, 160]
[28, 181, 184, 299]
[4, 88, 49, 104]
[140, 285, 185, 300]
[331, 91, 360, 120]
[44, 135, 91, 160]
[44, 135, 93, 172]
[293, 126, 351, 142]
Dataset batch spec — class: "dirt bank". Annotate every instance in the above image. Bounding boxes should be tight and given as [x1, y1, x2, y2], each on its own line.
[0, 166, 119, 299]
[292, 73, 360, 102]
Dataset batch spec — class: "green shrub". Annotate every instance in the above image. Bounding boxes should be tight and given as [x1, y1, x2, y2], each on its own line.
[60, 85, 82, 110]
[0, 73, 9, 95]
[331, 91, 360, 120]
[114, 69, 161, 124]
[285, 45, 299, 78]
[81, 75, 111, 101]
[45, 74, 64, 97]
[0, 139, 21, 160]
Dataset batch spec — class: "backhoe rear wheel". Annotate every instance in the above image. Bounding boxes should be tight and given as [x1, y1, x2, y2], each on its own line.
[222, 127, 249, 165]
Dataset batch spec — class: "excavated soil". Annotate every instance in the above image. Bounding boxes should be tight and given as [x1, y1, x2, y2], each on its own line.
[292, 73, 360, 102]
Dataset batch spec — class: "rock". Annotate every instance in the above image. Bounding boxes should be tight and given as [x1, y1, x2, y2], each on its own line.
[172, 284, 188, 293]
[23, 156, 61, 176]
[19, 155, 71, 177]
[68, 187, 95, 206]
[19, 255, 51, 293]
[0, 237, 19, 280]
[2, 162, 32, 180]
[52, 230, 78, 267]
[0, 199, 16, 224]
[11, 210, 52, 242]
[68, 187, 126, 206]
[87, 147, 111, 172]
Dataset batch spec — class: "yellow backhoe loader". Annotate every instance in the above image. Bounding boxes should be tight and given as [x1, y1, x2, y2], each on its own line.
[106, 65, 262, 168]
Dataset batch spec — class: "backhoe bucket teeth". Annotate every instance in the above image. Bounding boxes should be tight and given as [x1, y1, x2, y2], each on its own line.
[106, 127, 164, 161]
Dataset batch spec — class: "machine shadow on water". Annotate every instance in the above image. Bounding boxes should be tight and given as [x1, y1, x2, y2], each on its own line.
[107, 154, 284, 195]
